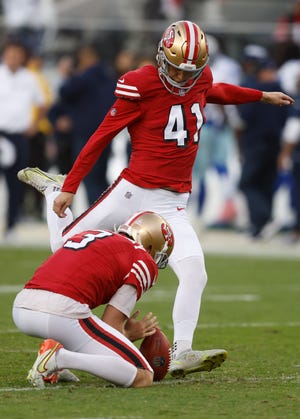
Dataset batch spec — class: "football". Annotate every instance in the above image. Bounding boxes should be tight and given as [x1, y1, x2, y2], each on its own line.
[140, 327, 171, 381]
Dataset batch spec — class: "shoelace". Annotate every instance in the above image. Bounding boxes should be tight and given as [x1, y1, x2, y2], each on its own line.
[169, 342, 178, 361]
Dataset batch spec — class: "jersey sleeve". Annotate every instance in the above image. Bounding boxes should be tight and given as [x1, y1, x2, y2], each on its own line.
[114, 67, 149, 101]
[62, 98, 142, 194]
[108, 284, 137, 317]
[115, 73, 141, 100]
[124, 256, 158, 300]
[206, 82, 262, 105]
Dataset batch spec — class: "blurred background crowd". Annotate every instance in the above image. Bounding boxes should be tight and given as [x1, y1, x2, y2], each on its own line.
[0, 0, 300, 250]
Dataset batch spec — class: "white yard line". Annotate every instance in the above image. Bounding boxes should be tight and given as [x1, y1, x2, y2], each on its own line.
[142, 290, 261, 302]
[194, 321, 300, 329]
[0, 285, 22, 293]
[0, 373, 299, 393]
[1, 321, 300, 335]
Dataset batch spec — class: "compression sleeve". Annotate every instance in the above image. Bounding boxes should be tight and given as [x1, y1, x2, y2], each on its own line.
[206, 82, 263, 105]
[62, 98, 142, 194]
[108, 284, 137, 318]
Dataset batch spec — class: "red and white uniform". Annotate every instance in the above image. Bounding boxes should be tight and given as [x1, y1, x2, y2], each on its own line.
[44, 65, 263, 351]
[25, 229, 157, 308]
[13, 230, 157, 387]
[62, 65, 262, 194]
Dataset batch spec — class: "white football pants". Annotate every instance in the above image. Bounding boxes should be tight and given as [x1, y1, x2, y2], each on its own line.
[13, 306, 152, 387]
[46, 178, 208, 346]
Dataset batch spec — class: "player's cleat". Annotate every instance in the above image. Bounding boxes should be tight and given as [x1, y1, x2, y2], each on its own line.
[43, 368, 80, 384]
[17, 167, 65, 195]
[44, 369, 80, 384]
[27, 339, 62, 388]
[168, 348, 228, 378]
[28, 339, 80, 387]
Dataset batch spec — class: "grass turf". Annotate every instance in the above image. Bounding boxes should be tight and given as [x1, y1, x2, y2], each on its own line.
[0, 248, 299, 418]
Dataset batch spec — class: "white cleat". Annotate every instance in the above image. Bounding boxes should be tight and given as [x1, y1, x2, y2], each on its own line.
[27, 339, 62, 388]
[168, 348, 228, 378]
[44, 368, 80, 384]
[17, 167, 65, 195]
[27, 339, 79, 387]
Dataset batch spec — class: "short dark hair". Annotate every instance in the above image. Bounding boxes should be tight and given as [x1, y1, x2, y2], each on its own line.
[1, 38, 31, 62]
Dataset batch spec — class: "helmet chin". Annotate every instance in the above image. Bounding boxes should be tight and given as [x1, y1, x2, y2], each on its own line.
[158, 65, 202, 96]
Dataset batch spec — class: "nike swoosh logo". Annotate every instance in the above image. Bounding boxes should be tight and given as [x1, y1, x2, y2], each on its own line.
[177, 207, 185, 211]
[118, 78, 125, 83]
[37, 343, 60, 373]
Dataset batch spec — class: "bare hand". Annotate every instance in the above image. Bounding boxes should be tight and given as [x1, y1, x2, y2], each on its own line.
[124, 310, 159, 342]
[261, 91, 295, 106]
[53, 191, 74, 218]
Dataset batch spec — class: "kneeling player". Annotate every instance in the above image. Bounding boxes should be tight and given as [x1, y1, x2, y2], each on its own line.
[13, 211, 174, 388]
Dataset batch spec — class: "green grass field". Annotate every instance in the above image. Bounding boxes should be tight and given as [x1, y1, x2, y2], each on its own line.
[0, 247, 299, 419]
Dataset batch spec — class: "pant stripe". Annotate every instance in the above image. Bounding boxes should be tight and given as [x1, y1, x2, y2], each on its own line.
[62, 176, 122, 236]
[79, 317, 149, 370]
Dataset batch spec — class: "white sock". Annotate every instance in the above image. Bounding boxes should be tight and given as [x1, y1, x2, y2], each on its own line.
[45, 189, 73, 252]
[56, 348, 137, 387]
[169, 256, 208, 344]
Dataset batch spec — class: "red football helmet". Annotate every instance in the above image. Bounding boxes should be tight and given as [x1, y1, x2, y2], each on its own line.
[156, 20, 209, 95]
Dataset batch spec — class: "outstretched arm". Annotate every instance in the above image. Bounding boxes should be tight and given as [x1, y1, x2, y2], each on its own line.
[206, 82, 294, 106]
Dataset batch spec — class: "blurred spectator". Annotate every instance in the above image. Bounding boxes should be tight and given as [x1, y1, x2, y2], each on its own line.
[272, 40, 300, 69]
[278, 46, 300, 97]
[237, 47, 288, 239]
[240, 44, 269, 81]
[114, 49, 136, 78]
[51, 54, 75, 97]
[25, 53, 54, 219]
[136, 55, 156, 68]
[1, 0, 57, 54]
[193, 35, 242, 226]
[273, 46, 300, 224]
[58, 43, 116, 204]
[143, 0, 184, 20]
[278, 75, 300, 243]
[0, 40, 46, 239]
[274, 0, 300, 48]
[47, 54, 75, 175]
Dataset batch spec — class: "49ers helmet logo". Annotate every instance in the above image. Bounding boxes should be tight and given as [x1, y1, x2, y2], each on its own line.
[161, 223, 174, 247]
[163, 27, 175, 48]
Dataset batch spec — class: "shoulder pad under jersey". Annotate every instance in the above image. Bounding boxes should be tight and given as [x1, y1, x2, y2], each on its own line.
[115, 65, 157, 100]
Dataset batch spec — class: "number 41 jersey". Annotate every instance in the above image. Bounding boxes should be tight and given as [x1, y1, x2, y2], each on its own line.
[25, 230, 158, 309]
[115, 64, 213, 193]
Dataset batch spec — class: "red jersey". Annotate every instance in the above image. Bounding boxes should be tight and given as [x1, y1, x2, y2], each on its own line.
[25, 230, 158, 309]
[62, 65, 262, 194]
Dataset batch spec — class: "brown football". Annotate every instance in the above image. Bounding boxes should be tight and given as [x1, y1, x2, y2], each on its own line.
[140, 328, 171, 381]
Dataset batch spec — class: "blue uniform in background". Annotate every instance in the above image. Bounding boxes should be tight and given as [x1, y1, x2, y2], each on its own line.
[238, 77, 288, 236]
[59, 61, 116, 204]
